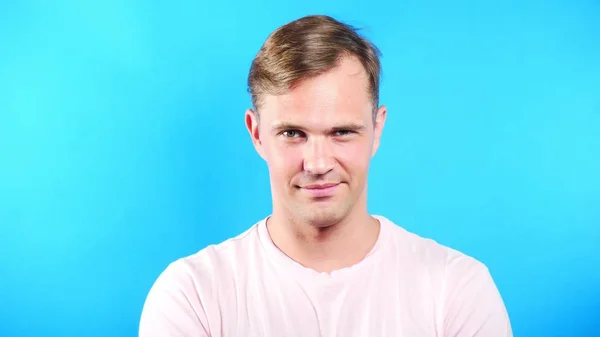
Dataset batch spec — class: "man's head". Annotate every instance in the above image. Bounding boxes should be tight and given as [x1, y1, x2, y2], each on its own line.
[245, 15, 386, 227]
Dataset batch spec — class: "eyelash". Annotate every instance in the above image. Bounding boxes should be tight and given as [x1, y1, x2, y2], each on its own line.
[282, 130, 304, 138]
[334, 130, 352, 137]
[281, 130, 354, 138]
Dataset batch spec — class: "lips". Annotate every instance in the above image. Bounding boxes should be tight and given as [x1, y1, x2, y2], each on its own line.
[300, 182, 340, 198]
[302, 183, 339, 190]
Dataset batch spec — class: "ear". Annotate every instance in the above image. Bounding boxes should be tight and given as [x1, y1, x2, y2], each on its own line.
[245, 109, 266, 159]
[371, 105, 387, 157]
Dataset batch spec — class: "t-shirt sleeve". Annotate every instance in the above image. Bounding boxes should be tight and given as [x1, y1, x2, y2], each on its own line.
[442, 251, 513, 337]
[139, 261, 211, 337]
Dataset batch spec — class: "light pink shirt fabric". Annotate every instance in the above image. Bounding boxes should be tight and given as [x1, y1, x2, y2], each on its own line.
[139, 215, 512, 336]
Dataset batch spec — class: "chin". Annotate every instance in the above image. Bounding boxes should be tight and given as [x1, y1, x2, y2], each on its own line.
[298, 207, 348, 228]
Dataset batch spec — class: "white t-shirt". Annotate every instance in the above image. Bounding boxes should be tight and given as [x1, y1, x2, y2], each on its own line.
[139, 215, 513, 336]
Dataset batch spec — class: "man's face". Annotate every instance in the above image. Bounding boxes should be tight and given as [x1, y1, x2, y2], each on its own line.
[246, 56, 386, 227]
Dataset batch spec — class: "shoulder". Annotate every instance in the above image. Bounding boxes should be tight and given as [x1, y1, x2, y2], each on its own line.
[376, 216, 512, 335]
[160, 221, 262, 287]
[376, 215, 489, 279]
[139, 222, 264, 336]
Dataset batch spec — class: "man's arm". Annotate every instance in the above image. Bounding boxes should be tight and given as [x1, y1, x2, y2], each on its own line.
[442, 252, 513, 337]
[139, 262, 211, 337]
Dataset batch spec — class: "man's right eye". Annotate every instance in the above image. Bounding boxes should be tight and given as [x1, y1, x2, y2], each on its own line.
[282, 130, 303, 138]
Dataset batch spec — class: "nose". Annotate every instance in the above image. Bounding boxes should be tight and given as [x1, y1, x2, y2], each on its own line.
[303, 136, 335, 175]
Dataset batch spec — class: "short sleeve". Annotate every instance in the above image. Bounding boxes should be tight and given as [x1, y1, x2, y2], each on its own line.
[139, 261, 211, 337]
[442, 252, 513, 337]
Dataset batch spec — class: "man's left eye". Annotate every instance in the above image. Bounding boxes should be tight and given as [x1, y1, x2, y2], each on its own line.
[335, 130, 352, 136]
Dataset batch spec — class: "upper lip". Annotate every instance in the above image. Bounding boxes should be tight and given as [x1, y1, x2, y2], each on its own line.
[302, 183, 340, 189]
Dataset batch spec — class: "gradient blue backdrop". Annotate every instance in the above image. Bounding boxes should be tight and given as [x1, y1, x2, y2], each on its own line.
[1, 0, 599, 336]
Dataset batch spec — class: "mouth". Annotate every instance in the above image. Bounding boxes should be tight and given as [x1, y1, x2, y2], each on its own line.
[298, 182, 341, 198]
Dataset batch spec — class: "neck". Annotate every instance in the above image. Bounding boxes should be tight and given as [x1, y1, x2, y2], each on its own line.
[266, 204, 380, 274]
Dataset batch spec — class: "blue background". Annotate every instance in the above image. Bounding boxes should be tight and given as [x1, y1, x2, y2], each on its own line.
[1, 0, 599, 336]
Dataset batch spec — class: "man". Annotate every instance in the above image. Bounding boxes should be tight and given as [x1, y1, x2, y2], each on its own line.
[139, 15, 513, 336]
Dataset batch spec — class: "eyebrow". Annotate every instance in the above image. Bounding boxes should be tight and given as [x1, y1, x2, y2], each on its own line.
[271, 122, 366, 133]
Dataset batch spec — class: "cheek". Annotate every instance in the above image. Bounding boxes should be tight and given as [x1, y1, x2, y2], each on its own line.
[265, 142, 303, 179]
[335, 140, 372, 170]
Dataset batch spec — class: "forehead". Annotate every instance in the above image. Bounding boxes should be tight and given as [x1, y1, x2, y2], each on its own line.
[260, 57, 372, 126]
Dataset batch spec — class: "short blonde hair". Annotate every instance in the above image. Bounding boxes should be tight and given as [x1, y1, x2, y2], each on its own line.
[247, 15, 382, 117]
